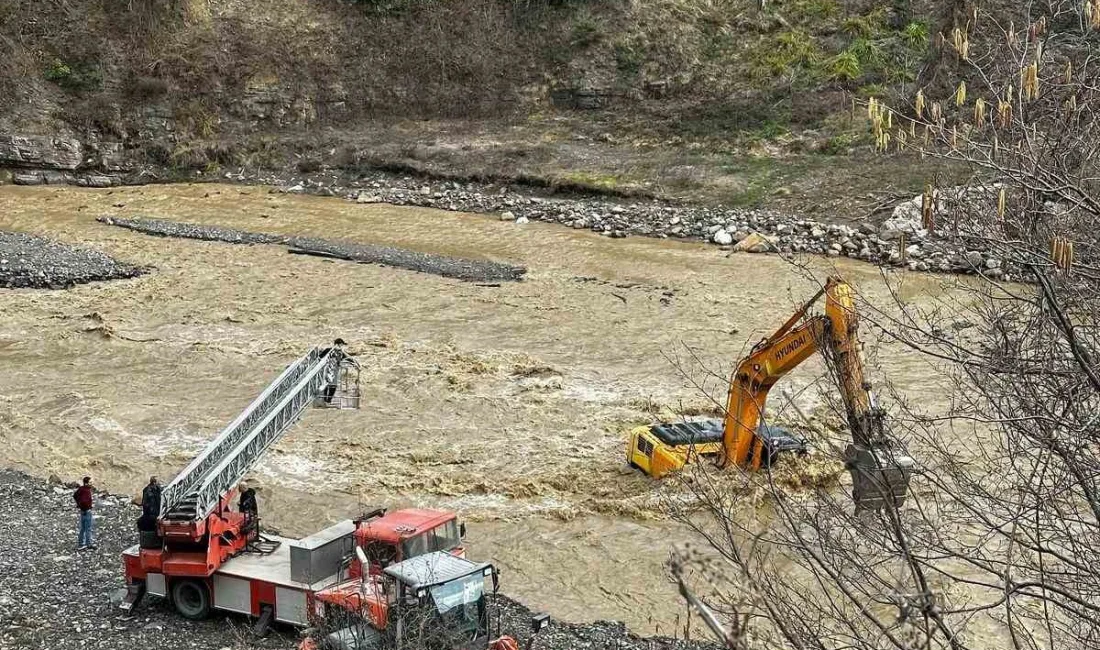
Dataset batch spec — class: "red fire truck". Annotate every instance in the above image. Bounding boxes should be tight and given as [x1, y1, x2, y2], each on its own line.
[122, 506, 472, 628]
[120, 344, 545, 648]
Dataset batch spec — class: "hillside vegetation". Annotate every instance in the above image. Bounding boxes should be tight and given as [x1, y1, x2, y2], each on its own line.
[0, 0, 978, 215]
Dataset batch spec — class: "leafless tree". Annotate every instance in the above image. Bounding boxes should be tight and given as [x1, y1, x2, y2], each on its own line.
[666, 4, 1100, 650]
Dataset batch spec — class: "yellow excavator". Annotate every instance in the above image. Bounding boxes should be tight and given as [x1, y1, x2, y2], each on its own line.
[627, 275, 913, 510]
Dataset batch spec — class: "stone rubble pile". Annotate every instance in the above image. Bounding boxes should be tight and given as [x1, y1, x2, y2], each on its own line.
[0, 231, 145, 289]
[98, 216, 527, 282]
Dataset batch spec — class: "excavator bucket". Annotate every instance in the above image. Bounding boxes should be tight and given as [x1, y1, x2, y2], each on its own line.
[845, 443, 914, 511]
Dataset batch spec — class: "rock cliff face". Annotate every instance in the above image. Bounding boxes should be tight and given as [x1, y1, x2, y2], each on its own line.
[0, 135, 84, 170]
[0, 134, 130, 186]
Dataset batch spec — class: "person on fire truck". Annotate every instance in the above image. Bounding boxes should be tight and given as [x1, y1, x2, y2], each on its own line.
[238, 481, 259, 536]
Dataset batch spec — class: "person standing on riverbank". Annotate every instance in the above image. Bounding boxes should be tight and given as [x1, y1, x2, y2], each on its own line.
[73, 476, 95, 550]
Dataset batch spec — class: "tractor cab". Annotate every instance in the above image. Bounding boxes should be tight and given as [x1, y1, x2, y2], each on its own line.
[308, 552, 544, 650]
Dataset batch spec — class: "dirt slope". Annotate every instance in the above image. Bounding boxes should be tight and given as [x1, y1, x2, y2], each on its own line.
[0, 0, 977, 217]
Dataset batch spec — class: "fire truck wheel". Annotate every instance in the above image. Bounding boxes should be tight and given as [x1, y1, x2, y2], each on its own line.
[171, 579, 211, 620]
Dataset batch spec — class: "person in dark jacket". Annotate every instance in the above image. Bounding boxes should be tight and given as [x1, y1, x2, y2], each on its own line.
[321, 338, 348, 404]
[238, 481, 258, 537]
[137, 476, 161, 533]
[73, 476, 95, 550]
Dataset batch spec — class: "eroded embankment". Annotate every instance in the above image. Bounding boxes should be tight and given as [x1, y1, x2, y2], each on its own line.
[97, 216, 526, 283]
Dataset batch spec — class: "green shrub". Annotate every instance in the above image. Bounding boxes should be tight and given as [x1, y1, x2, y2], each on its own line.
[791, 0, 838, 20]
[857, 83, 887, 97]
[842, 9, 886, 38]
[820, 132, 856, 155]
[756, 30, 822, 77]
[842, 15, 874, 38]
[827, 51, 860, 82]
[44, 59, 72, 83]
[613, 38, 644, 73]
[746, 119, 790, 141]
[44, 58, 102, 92]
[900, 21, 929, 48]
[570, 14, 601, 48]
[847, 38, 883, 66]
[776, 30, 820, 65]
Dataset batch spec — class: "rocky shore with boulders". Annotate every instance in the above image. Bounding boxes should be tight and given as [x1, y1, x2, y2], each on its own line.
[0, 469, 717, 650]
[252, 169, 1009, 280]
[1, 135, 1008, 281]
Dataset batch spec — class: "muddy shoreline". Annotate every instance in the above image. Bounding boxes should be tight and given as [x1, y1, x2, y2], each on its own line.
[4, 163, 1005, 279]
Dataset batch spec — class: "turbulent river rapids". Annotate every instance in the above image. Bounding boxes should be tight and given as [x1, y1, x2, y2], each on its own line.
[0, 183, 960, 635]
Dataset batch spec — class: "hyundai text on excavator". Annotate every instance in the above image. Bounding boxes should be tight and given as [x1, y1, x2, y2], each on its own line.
[119, 342, 537, 649]
[627, 276, 914, 510]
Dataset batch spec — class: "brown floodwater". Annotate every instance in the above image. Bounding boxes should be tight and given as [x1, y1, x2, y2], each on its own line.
[0, 183, 966, 635]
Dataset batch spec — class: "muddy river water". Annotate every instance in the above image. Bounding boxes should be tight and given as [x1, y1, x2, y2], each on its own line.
[0, 184, 964, 636]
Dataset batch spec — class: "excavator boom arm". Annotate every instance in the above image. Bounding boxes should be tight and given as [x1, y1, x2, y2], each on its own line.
[720, 276, 913, 509]
[722, 277, 879, 468]
[723, 316, 828, 468]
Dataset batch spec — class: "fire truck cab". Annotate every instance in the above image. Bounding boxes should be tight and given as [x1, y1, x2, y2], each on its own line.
[353, 508, 466, 578]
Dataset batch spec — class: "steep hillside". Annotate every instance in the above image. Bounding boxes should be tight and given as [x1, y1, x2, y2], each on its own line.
[0, 0, 976, 216]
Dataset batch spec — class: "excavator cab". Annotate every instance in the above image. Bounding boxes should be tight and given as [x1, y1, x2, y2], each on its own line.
[628, 421, 724, 479]
[628, 419, 808, 479]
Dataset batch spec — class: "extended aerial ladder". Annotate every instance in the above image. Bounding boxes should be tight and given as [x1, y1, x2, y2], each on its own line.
[137, 344, 361, 580]
[723, 276, 913, 510]
[122, 342, 498, 628]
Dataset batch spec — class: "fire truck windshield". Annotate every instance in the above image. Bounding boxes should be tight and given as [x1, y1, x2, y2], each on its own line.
[400, 520, 461, 559]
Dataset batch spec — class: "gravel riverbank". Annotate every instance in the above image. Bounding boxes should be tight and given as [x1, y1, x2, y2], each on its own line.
[0, 231, 144, 289]
[97, 216, 527, 283]
[4, 165, 1005, 280]
[217, 168, 1006, 279]
[0, 469, 717, 650]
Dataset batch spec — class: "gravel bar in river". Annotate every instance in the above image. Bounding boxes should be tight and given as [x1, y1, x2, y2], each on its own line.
[97, 216, 527, 283]
[0, 231, 144, 289]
